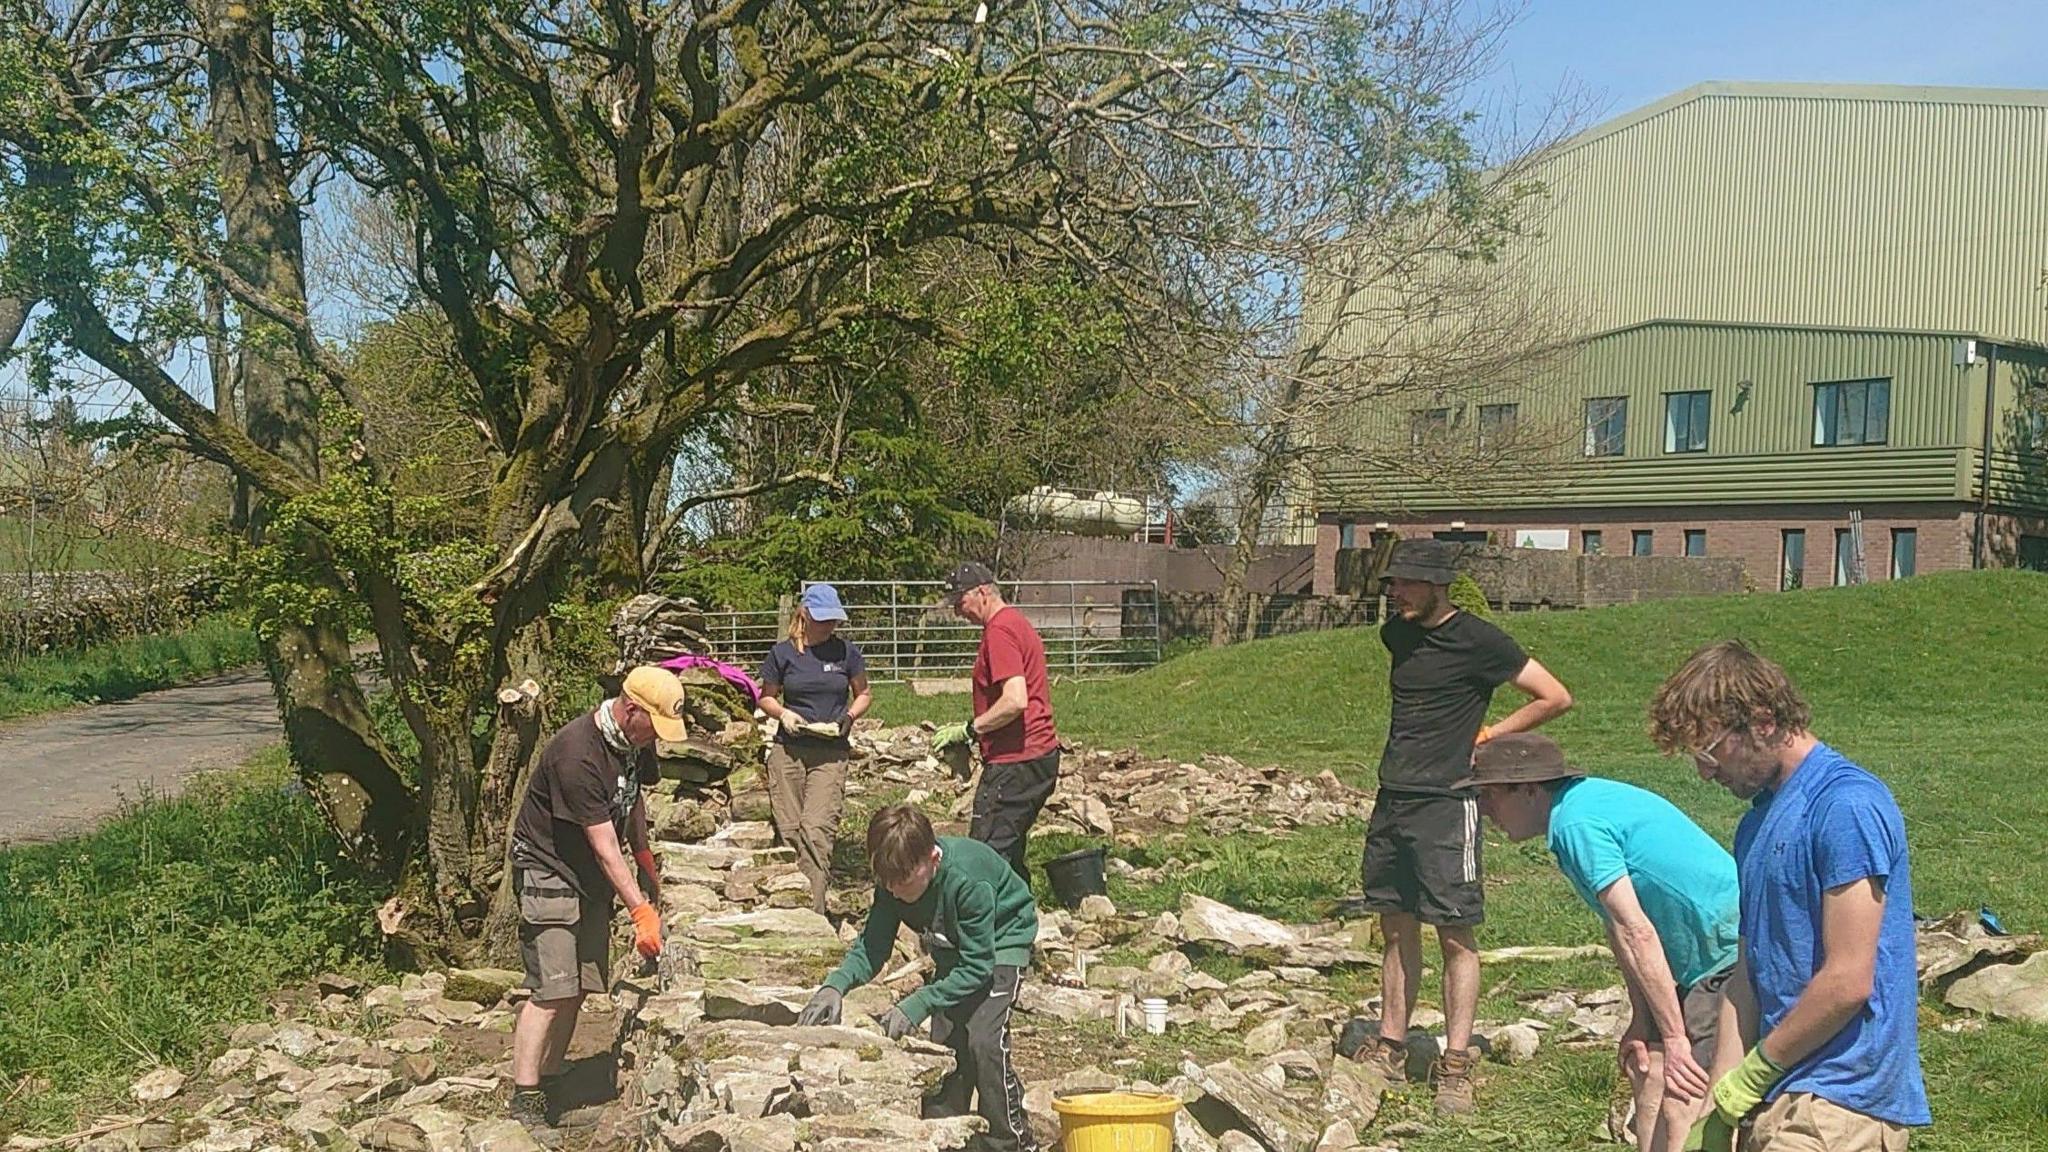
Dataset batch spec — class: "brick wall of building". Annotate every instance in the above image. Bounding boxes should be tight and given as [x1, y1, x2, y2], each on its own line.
[1313, 501, 1985, 596]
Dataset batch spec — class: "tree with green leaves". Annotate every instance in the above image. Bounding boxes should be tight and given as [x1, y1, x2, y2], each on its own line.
[1, 0, 1543, 953]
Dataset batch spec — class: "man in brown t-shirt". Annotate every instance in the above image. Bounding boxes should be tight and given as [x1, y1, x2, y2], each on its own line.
[932, 561, 1060, 881]
[507, 666, 685, 1133]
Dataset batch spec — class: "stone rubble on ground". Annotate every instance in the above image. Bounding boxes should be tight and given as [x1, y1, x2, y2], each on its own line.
[1916, 910, 2047, 1023]
[61, 720, 2048, 1152]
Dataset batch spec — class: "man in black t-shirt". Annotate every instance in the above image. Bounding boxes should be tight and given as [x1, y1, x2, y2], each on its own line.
[507, 666, 685, 1134]
[1353, 539, 1573, 1117]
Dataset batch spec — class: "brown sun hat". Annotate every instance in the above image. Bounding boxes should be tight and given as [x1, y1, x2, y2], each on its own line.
[1469, 732, 1585, 787]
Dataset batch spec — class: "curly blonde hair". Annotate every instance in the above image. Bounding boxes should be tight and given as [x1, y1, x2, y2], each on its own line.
[1648, 640, 1812, 754]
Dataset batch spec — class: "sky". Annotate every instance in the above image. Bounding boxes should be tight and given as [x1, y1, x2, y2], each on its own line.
[8, 0, 2048, 420]
[1488, 0, 2048, 128]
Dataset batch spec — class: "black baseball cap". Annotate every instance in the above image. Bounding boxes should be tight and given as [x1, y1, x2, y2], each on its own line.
[940, 561, 997, 605]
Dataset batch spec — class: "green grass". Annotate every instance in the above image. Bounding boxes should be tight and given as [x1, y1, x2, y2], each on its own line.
[880, 571, 2048, 1148]
[884, 571, 2048, 932]
[0, 749, 391, 1137]
[0, 614, 259, 722]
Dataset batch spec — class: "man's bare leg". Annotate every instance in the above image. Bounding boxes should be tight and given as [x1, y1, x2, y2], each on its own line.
[1379, 912, 1424, 1042]
[1628, 1047, 1667, 1152]
[540, 992, 584, 1078]
[513, 996, 579, 1087]
[1438, 925, 1480, 1053]
[1650, 1061, 1712, 1152]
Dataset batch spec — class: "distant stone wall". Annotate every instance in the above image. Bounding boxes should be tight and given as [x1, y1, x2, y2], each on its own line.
[0, 568, 225, 656]
[1332, 544, 1747, 607]
[1001, 531, 1316, 595]
[1158, 591, 1383, 646]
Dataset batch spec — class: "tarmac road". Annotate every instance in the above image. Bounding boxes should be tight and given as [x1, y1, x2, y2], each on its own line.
[0, 667, 282, 846]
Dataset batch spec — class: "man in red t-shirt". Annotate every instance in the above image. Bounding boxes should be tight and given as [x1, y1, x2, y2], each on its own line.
[931, 561, 1060, 880]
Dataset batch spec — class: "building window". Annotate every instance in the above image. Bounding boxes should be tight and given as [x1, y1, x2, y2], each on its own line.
[1812, 379, 1890, 447]
[2022, 535, 2048, 572]
[1834, 528, 1857, 586]
[1889, 528, 1917, 579]
[1585, 397, 1628, 457]
[1632, 529, 1653, 556]
[2025, 385, 2048, 449]
[1433, 530, 1487, 544]
[1478, 403, 1519, 450]
[1665, 391, 1711, 453]
[1684, 529, 1707, 557]
[1338, 521, 1356, 550]
[1410, 407, 1450, 447]
[1582, 530, 1604, 555]
[1781, 529, 1805, 590]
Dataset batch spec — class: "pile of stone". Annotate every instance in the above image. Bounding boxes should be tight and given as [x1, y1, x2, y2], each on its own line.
[608, 827, 1002, 1151]
[6, 967, 576, 1152]
[1917, 911, 2047, 1026]
[848, 729, 1370, 840]
[606, 595, 767, 822]
[607, 594, 717, 674]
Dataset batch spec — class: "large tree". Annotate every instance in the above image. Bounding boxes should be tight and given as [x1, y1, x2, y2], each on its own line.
[1, 0, 1527, 953]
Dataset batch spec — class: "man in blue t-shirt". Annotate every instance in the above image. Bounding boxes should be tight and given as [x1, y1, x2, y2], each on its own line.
[1473, 733, 1739, 1152]
[1650, 640, 1929, 1151]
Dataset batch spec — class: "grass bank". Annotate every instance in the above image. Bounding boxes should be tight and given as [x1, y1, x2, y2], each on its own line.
[0, 614, 260, 723]
[874, 570, 2048, 1148]
[0, 749, 390, 1137]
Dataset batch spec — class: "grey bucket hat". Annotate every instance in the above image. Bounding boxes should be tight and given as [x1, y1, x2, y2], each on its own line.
[1381, 539, 1460, 585]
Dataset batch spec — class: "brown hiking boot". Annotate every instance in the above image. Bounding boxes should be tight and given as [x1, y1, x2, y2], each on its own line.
[509, 1088, 564, 1148]
[1432, 1045, 1479, 1116]
[1355, 1035, 1409, 1084]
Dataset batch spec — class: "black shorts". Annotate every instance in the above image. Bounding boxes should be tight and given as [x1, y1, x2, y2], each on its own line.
[1359, 790, 1483, 927]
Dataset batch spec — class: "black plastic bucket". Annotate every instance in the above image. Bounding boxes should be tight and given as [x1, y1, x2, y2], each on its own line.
[1042, 847, 1108, 909]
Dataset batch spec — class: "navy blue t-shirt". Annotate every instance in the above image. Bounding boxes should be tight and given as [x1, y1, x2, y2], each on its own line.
[759, 637, 866, 745]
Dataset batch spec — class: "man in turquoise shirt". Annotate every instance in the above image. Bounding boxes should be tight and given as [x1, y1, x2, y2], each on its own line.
[1474, 733, 1740, 1152]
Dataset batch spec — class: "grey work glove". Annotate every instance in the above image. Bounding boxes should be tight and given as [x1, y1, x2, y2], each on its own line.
[797, 986, 843, 1027]
[879, 1005, 916, 1041]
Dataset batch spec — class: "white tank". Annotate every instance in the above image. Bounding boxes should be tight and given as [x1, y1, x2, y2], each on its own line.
[1006, 486, 1146, 535]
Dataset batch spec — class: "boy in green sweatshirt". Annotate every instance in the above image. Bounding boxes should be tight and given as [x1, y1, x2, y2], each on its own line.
[797, 804, 1040, 1152]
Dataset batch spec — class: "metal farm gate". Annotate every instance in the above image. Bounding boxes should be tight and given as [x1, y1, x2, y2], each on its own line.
[695, 580, 1163, 683]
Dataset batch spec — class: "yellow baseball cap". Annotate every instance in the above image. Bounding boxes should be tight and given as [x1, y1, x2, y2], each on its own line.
[622, 666, 688, 743]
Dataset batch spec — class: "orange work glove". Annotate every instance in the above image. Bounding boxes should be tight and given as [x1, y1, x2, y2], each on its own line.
[1475, 725, 1495, 746]
[630, 902, 663, 958]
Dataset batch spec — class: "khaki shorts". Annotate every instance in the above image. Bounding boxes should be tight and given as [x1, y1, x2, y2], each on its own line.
[517, 868, 611, 1001]
[1751, 1092, 1911, 1152]
[1644, 965, 1732, 1071]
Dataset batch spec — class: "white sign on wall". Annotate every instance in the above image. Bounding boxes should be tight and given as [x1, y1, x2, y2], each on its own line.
[1514, 529, 1570, 551]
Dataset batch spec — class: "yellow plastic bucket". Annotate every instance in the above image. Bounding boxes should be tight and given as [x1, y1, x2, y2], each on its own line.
[1050, 1090, 1182, 1152]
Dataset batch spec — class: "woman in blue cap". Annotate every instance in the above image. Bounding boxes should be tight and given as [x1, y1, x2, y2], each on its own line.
[758, 583, 872, 916]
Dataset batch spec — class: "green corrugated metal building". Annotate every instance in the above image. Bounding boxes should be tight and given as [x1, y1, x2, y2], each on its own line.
[1309, 81, 2048, 594]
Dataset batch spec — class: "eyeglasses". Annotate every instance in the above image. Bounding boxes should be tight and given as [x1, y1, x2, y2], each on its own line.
[1691, 728, 1733, 768]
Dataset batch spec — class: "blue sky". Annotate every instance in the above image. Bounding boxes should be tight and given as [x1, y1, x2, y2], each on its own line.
[10, 0, 2048, 417]
[1491, 0, 2048, 125]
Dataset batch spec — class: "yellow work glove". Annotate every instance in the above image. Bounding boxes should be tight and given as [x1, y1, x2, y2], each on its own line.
[931, 721, 972, 750]
[1683, 1111, 1736, 1152]
[1712, 1044, 1786, 1125]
